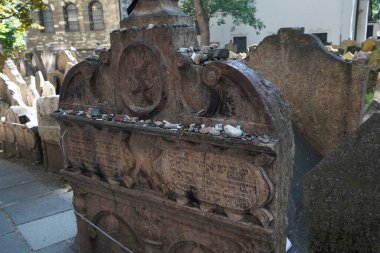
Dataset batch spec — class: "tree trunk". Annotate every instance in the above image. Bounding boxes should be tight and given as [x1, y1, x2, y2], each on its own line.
[194, 0, 210, 46]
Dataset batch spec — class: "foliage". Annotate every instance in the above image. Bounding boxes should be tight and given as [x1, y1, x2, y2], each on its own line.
[365, 87, 374, 109]
[179, 0, 264, 32]
[0, 0, 45, 66]
[370, 0, 380, 20]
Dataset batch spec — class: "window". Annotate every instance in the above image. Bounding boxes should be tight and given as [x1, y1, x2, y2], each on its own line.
[313, 33, 328, 44]
[233, 36, 247, 53]
[89, 1, 104, 31]
[64, 3, 79, 31]
[39, 7, 55, 33]
[367, 25, 374, 38]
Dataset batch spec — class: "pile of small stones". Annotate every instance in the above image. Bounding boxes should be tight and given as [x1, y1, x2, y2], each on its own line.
[56, 108, 273, 144]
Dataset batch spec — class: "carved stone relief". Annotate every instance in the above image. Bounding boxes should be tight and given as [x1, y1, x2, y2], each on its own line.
[63, 126, 135, 182]
[119, 43, 166, 117]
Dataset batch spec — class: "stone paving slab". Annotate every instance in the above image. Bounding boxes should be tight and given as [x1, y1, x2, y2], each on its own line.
[36, 238, 75, 253]
[5, 193, 73, 225]
[17, 210, 77, 251]
[0, 232, 33, 253]
[0, 156, 77, 252]
[0, 170, 37, 190]
[58, 191, 73, 205]
[0, 163, 24, 177]
[0, 211, 14, 236]
[0, 182, 51, 208]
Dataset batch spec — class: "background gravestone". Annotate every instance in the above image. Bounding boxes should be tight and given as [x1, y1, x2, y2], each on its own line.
[304, 112, 380, 252]
[247, 28, 368, 155]
[55, 1, 294, 252]
[37, 96, 63, 172]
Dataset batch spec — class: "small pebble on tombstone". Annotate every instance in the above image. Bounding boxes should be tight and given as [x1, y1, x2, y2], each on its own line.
[223, 125, 243, 138]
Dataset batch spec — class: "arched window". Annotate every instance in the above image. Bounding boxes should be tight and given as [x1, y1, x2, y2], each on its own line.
[64, 3, 79, 31]
[89, 1, 104, 31]
[39, 7, 55, 33]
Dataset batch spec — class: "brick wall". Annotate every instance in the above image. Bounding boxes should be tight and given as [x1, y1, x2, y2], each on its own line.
[27, 0, 121, 52]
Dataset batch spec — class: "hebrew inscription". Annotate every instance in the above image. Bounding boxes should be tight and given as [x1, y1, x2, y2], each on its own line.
[159, 150, 274, 211]
[63, 127, 135, 178]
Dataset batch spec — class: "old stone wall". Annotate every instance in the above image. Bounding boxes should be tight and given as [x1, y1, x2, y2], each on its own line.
[27, 0, 121, 52]
[247, 28, 368, 156]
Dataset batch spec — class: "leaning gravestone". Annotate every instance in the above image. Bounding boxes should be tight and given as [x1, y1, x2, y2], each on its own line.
[54, 1, 294, 252]
[304, 112, 380, 252]
[247, 28, 368, 155]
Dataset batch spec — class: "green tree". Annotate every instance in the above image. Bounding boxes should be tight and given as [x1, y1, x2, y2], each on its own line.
[372, 0, 380, 20]
[0, 0, 45, 67]
[179, 0, 264, 46]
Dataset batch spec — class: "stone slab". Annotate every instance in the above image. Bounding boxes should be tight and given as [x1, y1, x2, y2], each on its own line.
[58, 191, 73, 205]
[0, 162, 25, 177]
[0, 170, 36, 190]
[17, 210, 77, 251]
[0, 232, 33, 253]
[36, 238, 75, 253]
[0, 182, 50, 208]
[247, 28, 367, 155]
[0, 211, 14, 236]
[5, 193, 73, 225]
[304, 112, 380, 252]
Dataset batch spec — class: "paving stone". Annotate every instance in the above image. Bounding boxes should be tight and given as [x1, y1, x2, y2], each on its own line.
[0, 211, 14, 236]
[0, 232, 33, 253]
[58, 191, 73, 205]
[0, 170, 37, 190]
[0, 161, 25, 177]
[17, 210, 77, 251]
[36, 238, 75, 253]
[5, 193, 73, 225]
[0, 182, 50, 208]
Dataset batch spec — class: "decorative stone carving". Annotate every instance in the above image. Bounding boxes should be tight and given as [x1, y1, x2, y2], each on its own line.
[55, 1, 294, 252]
[154, 150, 274, 222]
[63, 126, 135, 182]
[119, 43, 165, 117]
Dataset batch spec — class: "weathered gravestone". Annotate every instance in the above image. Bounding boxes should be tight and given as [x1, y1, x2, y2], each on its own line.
[0, 106, 42, 162]
[304, 112, 380, 252]
[247, 28, 368, 156]
[37, 96, 63, 172]
[54, 1, 294, 252]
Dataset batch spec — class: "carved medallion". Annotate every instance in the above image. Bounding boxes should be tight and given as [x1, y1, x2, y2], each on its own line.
[119, 44, 165, 117]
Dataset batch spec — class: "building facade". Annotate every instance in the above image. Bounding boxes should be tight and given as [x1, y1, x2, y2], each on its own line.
[27, 0, 121, 53]
[210, 0, 370, 51]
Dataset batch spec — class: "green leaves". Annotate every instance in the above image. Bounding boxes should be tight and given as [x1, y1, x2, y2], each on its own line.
[373, 0, 380, 20]
[0, 0, 45, 66]
[179, 0, 264, 30]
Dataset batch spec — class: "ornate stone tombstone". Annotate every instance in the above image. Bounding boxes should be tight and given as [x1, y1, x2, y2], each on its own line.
[54, 1, 294, 252]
